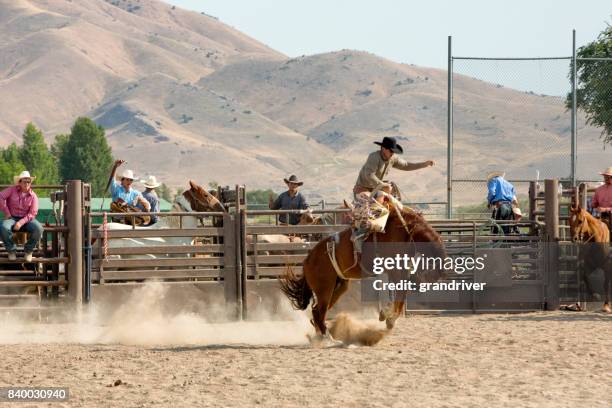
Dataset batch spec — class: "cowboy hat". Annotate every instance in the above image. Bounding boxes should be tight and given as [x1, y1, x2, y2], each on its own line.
[486, 171, 506, 181]
[600, 167, 612, 177]
[374, 136, 403, 154]
[13, 170, 36, 185]
[120, 169, 136, 180]
[141, 175, 161, 189]
[283, 175, 303, 186]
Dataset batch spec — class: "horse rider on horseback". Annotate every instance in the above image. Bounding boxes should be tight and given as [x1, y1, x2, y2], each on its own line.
[591, 166, 612, 237]
[350, 137, 435, 253]
[108, 160, 151, 224]
[487, 171, 520, 234]
[353, 136, 435, 198]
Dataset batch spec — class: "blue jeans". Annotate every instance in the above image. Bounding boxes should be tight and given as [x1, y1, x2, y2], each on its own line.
[0, 217, 43, 252]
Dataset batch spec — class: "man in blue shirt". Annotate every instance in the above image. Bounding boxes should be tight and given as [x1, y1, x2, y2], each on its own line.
[486, 171, 519, 234]
[108, 160, 151, 211]
[269, 175, 310, 225]
[138, 175, 161, 226]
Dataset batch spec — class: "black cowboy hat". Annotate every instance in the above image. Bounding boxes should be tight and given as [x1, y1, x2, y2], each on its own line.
[374, 136, 403, 154]
[283, 175, 304, 186]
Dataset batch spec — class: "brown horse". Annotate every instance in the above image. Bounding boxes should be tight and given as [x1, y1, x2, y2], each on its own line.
[280, 205, 447, 341]
[569, 205, 612, 312]
[178, 180, 227, 226]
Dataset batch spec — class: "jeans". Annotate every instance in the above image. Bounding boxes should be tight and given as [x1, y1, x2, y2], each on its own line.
[0, 217, 43, 252]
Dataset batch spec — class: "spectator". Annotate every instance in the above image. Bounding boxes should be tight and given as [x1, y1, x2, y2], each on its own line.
[0, 171, 43, 262]
[269, 175, 310, 225]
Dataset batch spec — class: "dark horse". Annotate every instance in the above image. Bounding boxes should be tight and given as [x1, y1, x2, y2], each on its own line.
[569, 205, 612, 313]
[280, 205, 447, 342]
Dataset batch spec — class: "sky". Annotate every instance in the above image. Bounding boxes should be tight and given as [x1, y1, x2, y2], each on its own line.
[170, 0, 610, 95]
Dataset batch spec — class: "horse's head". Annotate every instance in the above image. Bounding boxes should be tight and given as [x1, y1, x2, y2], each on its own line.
[181, 180, 227, 213]
[297, 212, 321, 225]
[569, 205, 591, 243]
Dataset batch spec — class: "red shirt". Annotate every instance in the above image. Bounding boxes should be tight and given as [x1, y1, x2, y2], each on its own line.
[591, 183, 612, 211]
[0, 185, 39, 224]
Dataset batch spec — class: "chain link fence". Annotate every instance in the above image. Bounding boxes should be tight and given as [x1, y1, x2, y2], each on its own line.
[449, 49, 612, 218]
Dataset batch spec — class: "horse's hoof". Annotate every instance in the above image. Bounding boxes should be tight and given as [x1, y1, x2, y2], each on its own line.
[603, 303, 612, 313]
[307, 333, 344, 348]
[378, 310, 386, 322]
[385, 317, 398, 330]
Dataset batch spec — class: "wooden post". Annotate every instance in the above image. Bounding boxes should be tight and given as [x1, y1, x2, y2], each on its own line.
[528, 181, 537, 234]
[222, 213, 239, 319]
[234, 185, 244, 320]
[240, 208, 248, 320]
[66, 180, 83, 304]
[544, 179, 559, 311]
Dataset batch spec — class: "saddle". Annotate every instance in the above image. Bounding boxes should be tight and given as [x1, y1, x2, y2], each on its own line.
[111, 199, 151, 226]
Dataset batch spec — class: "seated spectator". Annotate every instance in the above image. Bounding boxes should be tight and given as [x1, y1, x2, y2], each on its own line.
[138, 175, 161, 226]
[0, 171, 43, 262]
[107, 160, 151, 223]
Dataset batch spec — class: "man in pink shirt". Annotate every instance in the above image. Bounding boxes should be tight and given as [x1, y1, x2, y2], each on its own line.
[0, 170, 43, 262]
[591, 166, 612, 235]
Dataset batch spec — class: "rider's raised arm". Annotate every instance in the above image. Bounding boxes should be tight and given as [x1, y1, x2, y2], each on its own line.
[391, 157, 430, 171]
[107, 159, 124, 195]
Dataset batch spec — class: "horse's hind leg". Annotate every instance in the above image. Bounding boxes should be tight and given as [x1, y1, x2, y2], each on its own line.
[328, 279, 349, 310]
[311, 284, 335, 336]
[603, 265, 612, 313]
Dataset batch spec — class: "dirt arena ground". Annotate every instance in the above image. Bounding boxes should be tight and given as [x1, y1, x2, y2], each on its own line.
[1, 308, 610, 408]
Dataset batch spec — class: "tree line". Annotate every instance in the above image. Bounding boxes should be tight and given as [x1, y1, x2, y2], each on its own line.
[0, 117, 172, 201]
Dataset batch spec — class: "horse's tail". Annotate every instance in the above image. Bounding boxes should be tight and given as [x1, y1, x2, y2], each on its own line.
[279, 265, 312, 310]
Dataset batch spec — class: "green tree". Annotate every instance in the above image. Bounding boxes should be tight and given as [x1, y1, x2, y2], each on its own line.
[158, 183, 173, 202]
[247, 189, 275, 204]
[50, 133, 69, 163]
[59, 117, 114, 195]
[568, 23, 612, 144]
[0, 143, 26, 184]
[19, 123, 59, 184]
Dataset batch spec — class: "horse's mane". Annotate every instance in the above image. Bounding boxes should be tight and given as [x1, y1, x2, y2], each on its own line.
[387, 205, 443, 244]
[576, 207, 610, 243]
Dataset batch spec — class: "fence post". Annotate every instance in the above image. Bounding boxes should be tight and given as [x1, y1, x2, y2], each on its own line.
[446, 35, 453, 219]
[234, 186, 244, 321]
[529, 181, 537, 234]
[544, 179, 560, 311]
[66, 180, 83, 304]
[223, 213, 239, 319]
[240, 208, 248, 320]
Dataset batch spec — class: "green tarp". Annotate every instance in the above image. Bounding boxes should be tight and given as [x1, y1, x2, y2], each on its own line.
[35, 197, 173, 224]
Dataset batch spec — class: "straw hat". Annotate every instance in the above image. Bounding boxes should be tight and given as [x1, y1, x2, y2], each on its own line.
[486, 171, 505, 181]
[120, 169, 136, 180]
[141, 175, 161, 189]
[600, 167, 612, 177]
[13, 170, 36, 185]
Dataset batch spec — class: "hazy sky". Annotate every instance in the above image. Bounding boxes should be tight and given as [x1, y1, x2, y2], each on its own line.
[170, 0, 610, 94]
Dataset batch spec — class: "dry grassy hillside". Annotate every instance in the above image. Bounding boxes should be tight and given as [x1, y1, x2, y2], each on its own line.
[0, 0, 607, 203]
[0, 0, 282, 142]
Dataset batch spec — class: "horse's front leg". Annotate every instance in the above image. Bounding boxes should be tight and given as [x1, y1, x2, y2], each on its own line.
[603, 263, 612, 313]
